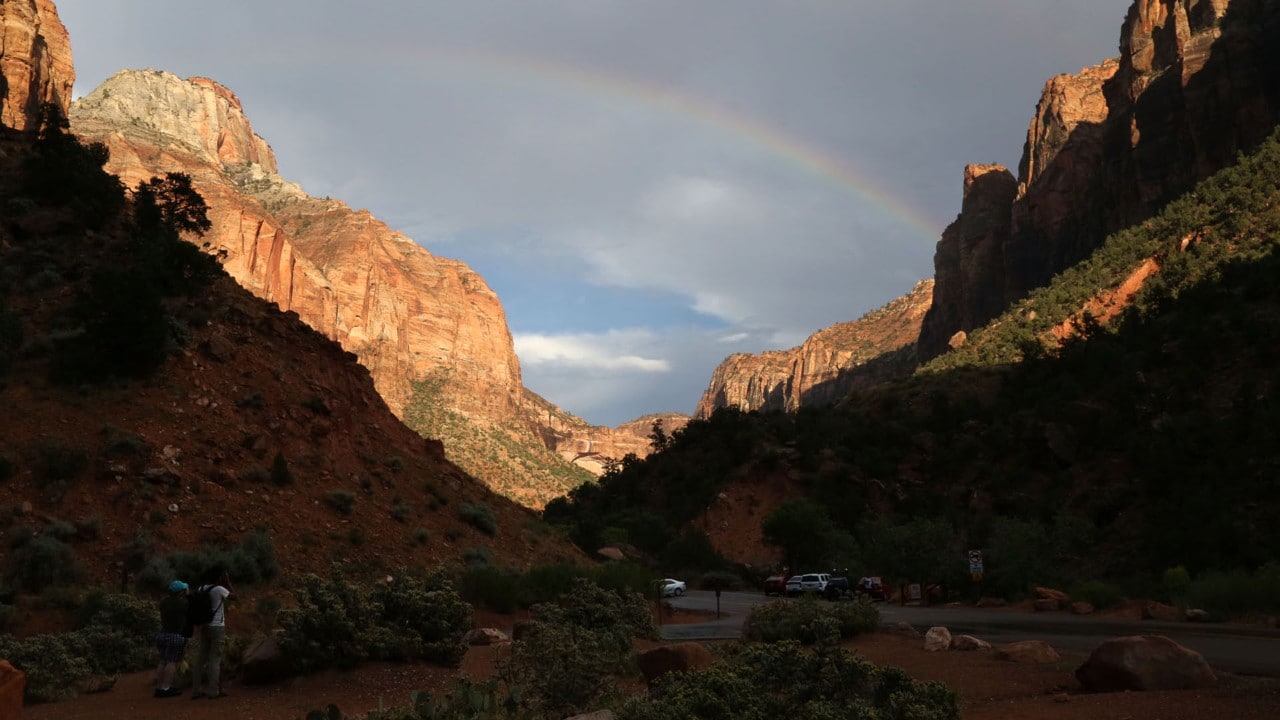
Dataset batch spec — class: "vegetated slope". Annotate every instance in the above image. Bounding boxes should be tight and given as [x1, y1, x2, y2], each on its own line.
[546, 127, 1280, 593]
[0, 129, 584, 600]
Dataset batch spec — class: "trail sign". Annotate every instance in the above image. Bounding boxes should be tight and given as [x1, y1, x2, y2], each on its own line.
[968, 549, 984, 578]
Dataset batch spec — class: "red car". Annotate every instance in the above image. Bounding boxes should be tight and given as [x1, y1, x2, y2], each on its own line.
[762, 575, 787, 596]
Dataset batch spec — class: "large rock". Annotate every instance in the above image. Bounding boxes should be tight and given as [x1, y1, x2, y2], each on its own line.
[463, 628, 511, 646]
[695, 280, 933, 417]
[240, 636, 292, 686]
[1076, 635, 1216, 691]
[0, 660, 24, 720]
[951, 634, 992, 652]
[994, 640, 1060, 664]
[921, 0, 1280, 362]
[637, 643, 715, 684]
[923, 626, 952, 652]
[0, 0, 73, 132]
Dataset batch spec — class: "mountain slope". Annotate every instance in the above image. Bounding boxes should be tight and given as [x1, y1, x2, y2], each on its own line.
[68, 69, 658, 508]
[0, 129, 584, 593]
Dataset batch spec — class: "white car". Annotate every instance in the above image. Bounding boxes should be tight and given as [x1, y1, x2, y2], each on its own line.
[784, 575, 803, 597]
[655, 578, 686, 597]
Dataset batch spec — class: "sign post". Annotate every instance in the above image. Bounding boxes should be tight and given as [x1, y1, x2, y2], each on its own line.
[968, 550, 984, 598]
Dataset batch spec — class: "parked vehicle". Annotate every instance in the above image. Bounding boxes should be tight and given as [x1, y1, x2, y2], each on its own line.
[799, 573, 831, 593]
[855, 576, 890, 601]
[654, 578, 686, 597]
[824, 575, 851, 600]
[784, 575, 803, 597]
[763, 575, 787, 596]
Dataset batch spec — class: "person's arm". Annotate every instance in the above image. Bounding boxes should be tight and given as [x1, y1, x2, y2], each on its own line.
[221, 570, 234, 595]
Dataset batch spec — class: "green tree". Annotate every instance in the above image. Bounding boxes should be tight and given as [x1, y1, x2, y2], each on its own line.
[762, 499, 851, 573]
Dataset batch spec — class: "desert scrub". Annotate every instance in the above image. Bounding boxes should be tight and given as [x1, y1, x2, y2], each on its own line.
[742, 596, 879, 644]
[325, 489, 357, 515]
[279, 564, 471, 674]
[618, 640, 959, 720]
[458, 502, 497, 535]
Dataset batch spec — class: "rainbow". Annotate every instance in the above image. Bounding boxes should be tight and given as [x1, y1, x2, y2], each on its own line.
[281, 41, 943, 241]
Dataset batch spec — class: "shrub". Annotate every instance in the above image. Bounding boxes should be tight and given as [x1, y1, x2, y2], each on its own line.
[279, 564, 471, 674]
[459, 565, 522, 614]
[0, 591, 157, 703]
[135, 529, 278, 592]
[462, 546, 492, 567]
[325, 489, 357, 515]
[618, 640, 959, 720]
[742, 596, 879, 644]
[271, 451, 294, 486]
[458, 503, 497, 536]
[4, 535, 85, 593]
[1069, 579, 1124, 609]
[1162, 565, 1193, 604]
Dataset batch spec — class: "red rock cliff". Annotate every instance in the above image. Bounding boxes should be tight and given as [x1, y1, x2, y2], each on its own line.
[0, 0, 72, 131]
[70, 70, 523, 424]
[920, 0, 1280, 359]
[695, 280, 933, 418]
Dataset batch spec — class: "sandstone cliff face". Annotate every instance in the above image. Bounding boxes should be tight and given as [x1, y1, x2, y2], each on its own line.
[920, 0, 1280, 360]
[694, 280, 933, 418]
[70, 69, 523, 424]
[0, 0, 72, 132]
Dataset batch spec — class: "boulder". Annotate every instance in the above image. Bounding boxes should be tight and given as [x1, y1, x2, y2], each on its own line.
[994, 640, 1060, 664]
[463, 628, 511, 646]
[596, 547, 626, 562]
[637, 643, 714, 684]
[975, 596, 1007, 608]
[1141, 602, 1181, 622]
[241, 635, 292, 686]
[1034, 598, 1062, 612]
[951, 634, 991, 651]
[1070, 601, 1095, 616]
[923, 626, 952, 652]
[1076, 635, 1216, 692]
[0, 661, 24, 720]
[1034, 587, 1070, 609]
[1184, 608, 1209, 622]
[886, 622, 921, 639]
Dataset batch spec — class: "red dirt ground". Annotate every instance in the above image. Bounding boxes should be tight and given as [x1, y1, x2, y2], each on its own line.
[23, 608, 1280, 720]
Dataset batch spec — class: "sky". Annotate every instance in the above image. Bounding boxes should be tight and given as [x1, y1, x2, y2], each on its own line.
[56, 1, 1128, 427]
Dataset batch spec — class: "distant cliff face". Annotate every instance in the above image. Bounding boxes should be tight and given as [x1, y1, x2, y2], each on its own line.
[527, 388, 690, 474]
[694, 280, 934, 418]
[0, 0, 73, 131]
[920, 0, 1280, 359]
[70, 70, 523, 425]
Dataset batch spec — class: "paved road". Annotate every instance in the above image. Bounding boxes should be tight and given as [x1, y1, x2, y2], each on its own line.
[659, 591, 1280, 676]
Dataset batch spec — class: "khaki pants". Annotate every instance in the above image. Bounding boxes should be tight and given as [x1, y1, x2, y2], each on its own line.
[191, 625, 225, 696]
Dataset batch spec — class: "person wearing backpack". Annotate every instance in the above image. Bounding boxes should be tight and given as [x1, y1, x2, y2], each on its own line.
[190, 568, 233, 700]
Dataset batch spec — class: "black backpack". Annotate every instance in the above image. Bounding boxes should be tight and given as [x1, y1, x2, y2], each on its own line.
[183, 585, 219, 636]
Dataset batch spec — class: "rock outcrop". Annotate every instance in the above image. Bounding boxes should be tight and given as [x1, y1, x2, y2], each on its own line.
[71, 69, 523, 425]
[528, 391, 690, 474]
[0, 0, 73, 131]
[920, 0, 1280, 360]
[694, 280, 933, 418]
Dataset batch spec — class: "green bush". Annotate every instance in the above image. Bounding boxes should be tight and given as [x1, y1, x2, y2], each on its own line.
[458, 503, 497, 536]
[1162, 565, 1193, 603]
[1069, 580, 1124, 609]
[491, 578, 655, 717]
[279, 564, 471, 674]
[4, 535, 85, 593]
[0, 592, 158, 703]
[460, 565, 522, 614]
[135, 529, 278, 592]
[325, 489, 357, 515]
[742, 596, 879, 644]
[1183, 562, 1280, 616]
[618, 640, 959, 720]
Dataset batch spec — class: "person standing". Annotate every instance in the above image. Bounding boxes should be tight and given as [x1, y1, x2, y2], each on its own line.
[154, 580, 188, 698]
[190, 568, 232, 700]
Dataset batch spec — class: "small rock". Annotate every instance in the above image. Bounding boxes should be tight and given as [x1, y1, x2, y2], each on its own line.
[924, 626, 952, 652]
[1184, 608, 1209, 622]
[1070, 601, 1095, 616]
[994, 640, 1060, 664]
[167, 504, 179, 514]
[951, 634, 991, 651]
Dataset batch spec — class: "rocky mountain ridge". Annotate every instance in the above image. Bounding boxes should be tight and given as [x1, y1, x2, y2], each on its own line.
[694, 279, 933, 418]
[919, 0, 1280, 359]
